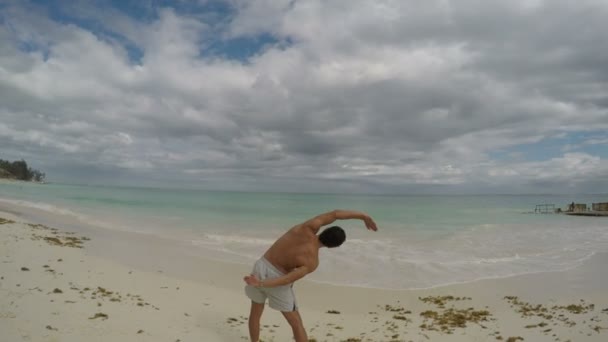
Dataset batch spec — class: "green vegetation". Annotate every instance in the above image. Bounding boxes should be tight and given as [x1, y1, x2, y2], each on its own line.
[0, 158, 45, 182]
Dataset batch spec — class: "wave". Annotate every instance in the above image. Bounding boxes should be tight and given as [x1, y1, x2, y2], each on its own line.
[0, 197, 139, 234]
[193, 234, 274, 246]
[0, 197, 86, 219]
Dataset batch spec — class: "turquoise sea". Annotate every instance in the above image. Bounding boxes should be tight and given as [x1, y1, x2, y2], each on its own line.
[1, 181, 607, 289]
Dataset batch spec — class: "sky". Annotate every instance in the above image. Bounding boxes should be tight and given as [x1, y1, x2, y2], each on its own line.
[1, 0, 607, 194]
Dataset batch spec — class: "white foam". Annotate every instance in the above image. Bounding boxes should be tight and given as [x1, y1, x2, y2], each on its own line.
[0, 197, 83, 218]
[0, 197, 149, 235]
[194, 234, 274, 246]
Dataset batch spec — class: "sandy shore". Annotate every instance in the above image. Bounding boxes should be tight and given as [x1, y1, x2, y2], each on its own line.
[1, 205, 608, 342]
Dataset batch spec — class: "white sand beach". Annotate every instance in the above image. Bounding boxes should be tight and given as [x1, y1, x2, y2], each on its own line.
[2, 203, 608, 342]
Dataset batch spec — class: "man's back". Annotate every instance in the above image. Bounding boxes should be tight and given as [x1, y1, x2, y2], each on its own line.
[263, 224, 319, 275]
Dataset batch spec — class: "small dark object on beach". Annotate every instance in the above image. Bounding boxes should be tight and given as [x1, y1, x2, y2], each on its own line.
[21, 267, 29, 271]
[137, 329, 144, 334]
[326, 310, 341, 314]
[52, 288, 63, 294]
[505, 337, 524, 342]
[88, 312, 108, 320]
[383, 304, 409, 313]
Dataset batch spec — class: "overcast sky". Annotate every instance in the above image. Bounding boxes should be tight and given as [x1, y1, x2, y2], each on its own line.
[1, 0, 607, 193]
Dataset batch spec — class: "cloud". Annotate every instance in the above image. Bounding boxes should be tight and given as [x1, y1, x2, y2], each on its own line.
[0, 0, 607, 193]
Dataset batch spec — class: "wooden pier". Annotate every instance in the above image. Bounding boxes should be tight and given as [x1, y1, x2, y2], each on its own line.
[565, 211, 608, 217]
[534, 204, 556, 214]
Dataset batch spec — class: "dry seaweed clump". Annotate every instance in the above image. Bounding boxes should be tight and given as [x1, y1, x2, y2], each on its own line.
[379, 303, 413, 324]
[419, 295, 472, 308]
[504, 296, 553, 319]
[505, 337, 524, 342]
[504, 296, 597, 328]
[419, 307, 492, 334]
[41, 235, 88, 248]
[381, 304, 411, 314]
[88, 312, 109, 320]
[0, 217, 15, 225]
[25, 221, 90, 248]
[417, 295, 489, 334]
[553, 303, 594, 314]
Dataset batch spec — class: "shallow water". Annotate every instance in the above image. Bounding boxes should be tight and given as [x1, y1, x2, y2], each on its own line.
[1, 181, 607, 289]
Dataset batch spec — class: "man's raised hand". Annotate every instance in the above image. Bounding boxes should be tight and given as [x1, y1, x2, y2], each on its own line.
[363, 215, 378, 231]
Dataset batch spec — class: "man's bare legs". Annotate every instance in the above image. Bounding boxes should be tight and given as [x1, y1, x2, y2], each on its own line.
[248, 301, 265, 342]
[282, 310, 307, 342]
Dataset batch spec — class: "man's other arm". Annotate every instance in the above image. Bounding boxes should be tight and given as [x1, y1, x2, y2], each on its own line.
[302, 210, 378, 234]
[244, 266, 310, 288]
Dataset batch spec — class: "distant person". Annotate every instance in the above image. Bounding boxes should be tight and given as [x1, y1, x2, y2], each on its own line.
[243, 210, 378, 342]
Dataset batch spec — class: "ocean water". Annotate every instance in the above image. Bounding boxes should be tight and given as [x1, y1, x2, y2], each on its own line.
[1, 181, 607, 289]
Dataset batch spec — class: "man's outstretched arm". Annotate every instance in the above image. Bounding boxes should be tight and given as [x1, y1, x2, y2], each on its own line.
[302, 209, 378, 234]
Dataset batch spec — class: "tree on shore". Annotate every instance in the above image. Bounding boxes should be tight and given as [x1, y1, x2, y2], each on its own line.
[0, 159, 45, 182]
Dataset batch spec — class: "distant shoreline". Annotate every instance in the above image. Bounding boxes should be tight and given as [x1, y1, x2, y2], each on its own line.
[0, 178, 45, 184]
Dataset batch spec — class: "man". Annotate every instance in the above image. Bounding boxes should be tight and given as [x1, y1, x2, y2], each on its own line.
[243, 209, 378, 342]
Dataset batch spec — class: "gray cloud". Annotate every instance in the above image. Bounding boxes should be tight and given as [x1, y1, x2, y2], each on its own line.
[0, 0, 607, 193]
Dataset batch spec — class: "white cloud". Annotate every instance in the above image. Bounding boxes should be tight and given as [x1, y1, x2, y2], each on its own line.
[0, 0, 607, 192]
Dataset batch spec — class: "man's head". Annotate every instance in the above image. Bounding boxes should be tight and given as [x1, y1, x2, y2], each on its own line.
[318, 226, 346, 248]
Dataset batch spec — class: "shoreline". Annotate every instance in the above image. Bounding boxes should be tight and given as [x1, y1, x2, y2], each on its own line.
[0, 198, 597, 293]
[1, 198, 607, 294]
[2, 205, 608, 341]
[1, 197, 604, 292]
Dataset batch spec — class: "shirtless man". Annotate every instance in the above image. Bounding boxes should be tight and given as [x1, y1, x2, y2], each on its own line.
[243, 210, 378, 342]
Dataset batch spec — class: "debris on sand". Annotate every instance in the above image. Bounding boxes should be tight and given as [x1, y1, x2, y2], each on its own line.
[0, 217, 15, 224]
[88, 312, 109, 320]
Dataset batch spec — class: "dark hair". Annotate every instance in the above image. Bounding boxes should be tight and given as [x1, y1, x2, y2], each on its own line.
[318, 226, 346, 248]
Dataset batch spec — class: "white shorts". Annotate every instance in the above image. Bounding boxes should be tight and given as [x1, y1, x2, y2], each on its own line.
[244, 257, 297, 312]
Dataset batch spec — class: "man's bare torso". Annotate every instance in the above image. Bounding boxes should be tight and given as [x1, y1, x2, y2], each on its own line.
[263, 224, 319, 275]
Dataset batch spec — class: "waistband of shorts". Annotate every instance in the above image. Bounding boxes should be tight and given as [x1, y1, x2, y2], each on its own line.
[260, 256, 285, 276]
